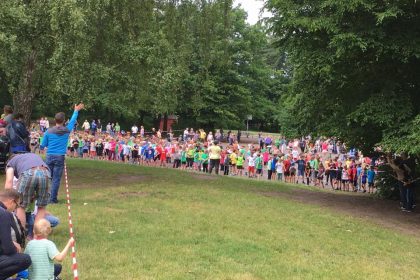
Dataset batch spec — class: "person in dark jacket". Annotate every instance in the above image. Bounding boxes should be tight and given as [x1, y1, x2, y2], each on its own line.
[0, 189, 31, 280]
[6, 113, 29, 153]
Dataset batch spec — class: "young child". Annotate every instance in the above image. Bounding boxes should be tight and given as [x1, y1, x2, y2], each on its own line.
[24, 219, 74, 280]
[367, 165, 376, 193]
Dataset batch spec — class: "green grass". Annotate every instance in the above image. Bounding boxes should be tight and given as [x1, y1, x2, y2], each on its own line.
[3, 159, 420, 279]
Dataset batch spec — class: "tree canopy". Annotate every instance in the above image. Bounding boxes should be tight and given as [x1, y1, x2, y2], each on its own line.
[1, 0, 419, 155]
[266, 0, 420, 155]
[0, 0, 285, 130]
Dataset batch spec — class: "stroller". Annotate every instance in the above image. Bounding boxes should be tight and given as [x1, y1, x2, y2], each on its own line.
[0, 135, 10, 172]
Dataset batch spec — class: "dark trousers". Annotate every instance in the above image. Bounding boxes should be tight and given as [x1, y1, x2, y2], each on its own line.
[209, 159, 220, 175]
[0, 253, 31, 280]
[268, 170, 273, 180]
[399, 182, 414, 210]
[46, 154, 65, 203]
[173, 159, 180, 168]
[202, 163, 208, 173]
[187, 158, 194, 168]
[54, 263, 62, 277]
[224, 165, 229, 175]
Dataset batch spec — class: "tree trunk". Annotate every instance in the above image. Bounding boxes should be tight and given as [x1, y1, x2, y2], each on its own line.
[162, 113, 168, 137]
[13, 49, 37, 127]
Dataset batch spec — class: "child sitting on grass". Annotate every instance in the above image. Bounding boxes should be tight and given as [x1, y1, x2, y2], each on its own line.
[24, 219, 74, 280]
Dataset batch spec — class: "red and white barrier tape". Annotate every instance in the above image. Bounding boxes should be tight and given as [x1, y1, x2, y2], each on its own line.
[64, 163, 79, 280]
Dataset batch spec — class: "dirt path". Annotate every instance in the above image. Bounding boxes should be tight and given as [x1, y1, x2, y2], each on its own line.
[258, 188, 420, 237]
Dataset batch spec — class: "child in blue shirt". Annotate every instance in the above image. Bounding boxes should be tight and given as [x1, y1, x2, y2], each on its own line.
[367, 166, 376, 194]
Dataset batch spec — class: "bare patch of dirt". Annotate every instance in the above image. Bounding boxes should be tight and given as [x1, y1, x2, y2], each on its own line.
[257, 189, 420, 237]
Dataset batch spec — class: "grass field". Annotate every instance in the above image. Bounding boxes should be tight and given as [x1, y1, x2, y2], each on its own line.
[3, 159, 420, 279]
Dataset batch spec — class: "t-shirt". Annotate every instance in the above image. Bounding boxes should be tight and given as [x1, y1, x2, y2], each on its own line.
[201, 153, 209, 163]
[367, 170, 375, 183]
[248, 156, 256, 167]
[276, 162, 284, 173]
[254, 156, 262, 169]
[230, 153, 237, 164]
[236, 156, 244, 166]
[6, 153, 49, 178]
[208, 145, 221, 160]
[296, 159, 305, 171]
[24, 239, 59, 280]
[187, 148, 195, 158]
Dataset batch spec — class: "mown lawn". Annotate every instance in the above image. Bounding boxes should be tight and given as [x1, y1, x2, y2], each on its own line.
[3, 159, 420, 279]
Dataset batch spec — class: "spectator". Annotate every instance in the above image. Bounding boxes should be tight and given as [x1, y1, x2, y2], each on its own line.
[0, 189, 32, 280]
[41, 103, 84, 204]
[24, 219, 73, 280]
[4, 153, 51, 227]
[2, 105, 13, 124]
[6, 113, 30, 153]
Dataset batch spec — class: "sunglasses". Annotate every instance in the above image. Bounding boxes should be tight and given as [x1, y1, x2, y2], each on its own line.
[12, 199, 20, 207]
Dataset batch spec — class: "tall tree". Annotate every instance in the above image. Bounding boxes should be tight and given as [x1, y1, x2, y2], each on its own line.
[266, 0, 420, 155]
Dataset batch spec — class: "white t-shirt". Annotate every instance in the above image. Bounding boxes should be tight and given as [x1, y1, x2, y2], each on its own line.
[276, 162, 284, 173]
[248, 156, 255, 167]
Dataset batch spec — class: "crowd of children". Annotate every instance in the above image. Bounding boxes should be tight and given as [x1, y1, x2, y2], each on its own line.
[28, 122, 381, 194]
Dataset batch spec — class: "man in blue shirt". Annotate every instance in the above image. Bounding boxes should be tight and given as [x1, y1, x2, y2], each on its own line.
[41, 103, 84, 203]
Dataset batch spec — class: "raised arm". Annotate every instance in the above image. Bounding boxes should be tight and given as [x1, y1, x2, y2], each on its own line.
[66, 103, 84, 131]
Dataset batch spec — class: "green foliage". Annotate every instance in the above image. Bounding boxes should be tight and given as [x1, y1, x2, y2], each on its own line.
[266, 0, 420, 155]
[375, 164, 400, 200]
[0, 0, 287, 129]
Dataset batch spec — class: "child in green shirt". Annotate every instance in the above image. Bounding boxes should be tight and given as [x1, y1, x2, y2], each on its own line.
[25, 219, 74, 280]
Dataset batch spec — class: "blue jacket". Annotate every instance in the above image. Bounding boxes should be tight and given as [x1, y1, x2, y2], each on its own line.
[41, 111, 78, 155]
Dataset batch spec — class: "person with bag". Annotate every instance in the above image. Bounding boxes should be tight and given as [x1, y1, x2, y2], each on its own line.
[6, 113, 29, 153]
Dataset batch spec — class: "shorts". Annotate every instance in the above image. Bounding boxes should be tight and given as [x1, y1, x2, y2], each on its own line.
[237, 165, 243, 170]
[342, 179, 348, 184]
[284, 171, 290, 176]
[256, 168, 262, 174]
[368, 182, 374, 187]
[248, 166, 255, 173]
[18, 168, 51, 208]
[298, 169, 304, 177]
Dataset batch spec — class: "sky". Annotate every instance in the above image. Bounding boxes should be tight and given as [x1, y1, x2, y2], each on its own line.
[234, 0, 272, 25]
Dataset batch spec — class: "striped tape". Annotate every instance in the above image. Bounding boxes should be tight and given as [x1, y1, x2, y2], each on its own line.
[64, 163, 79, 280]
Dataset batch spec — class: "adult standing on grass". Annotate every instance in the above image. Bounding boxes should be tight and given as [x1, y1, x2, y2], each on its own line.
[6, 113, 30, 153]
[41, 103, 84, 204]
[0, 189, 32, 280]
[208, 141, 221, 175]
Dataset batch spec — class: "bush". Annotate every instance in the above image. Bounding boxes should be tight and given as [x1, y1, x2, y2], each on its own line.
[375, 164, 400, 200]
